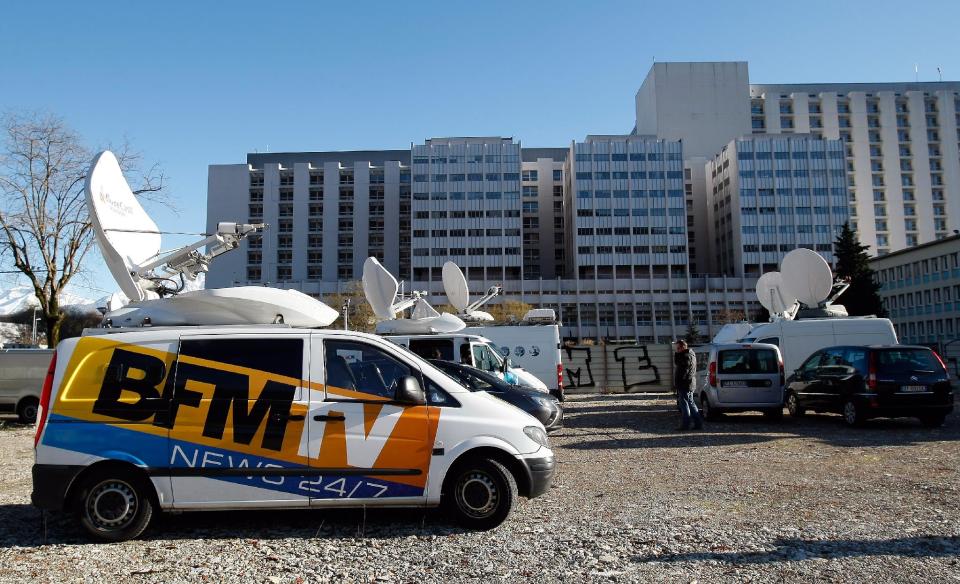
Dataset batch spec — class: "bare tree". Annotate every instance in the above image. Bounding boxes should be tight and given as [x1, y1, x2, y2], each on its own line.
[0, 112, 166, 345]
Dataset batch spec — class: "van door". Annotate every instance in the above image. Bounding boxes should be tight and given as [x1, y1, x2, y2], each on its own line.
[303, 337, 431, 505]
[167, 334, 312, 508]
[471, 342, 502, 376]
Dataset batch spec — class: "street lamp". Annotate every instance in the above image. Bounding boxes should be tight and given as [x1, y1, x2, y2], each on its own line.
[31, 306, 39, 346]
[342, 298, 351, 331]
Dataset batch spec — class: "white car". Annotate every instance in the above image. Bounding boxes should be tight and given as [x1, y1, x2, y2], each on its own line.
[32, 326, 555, 541]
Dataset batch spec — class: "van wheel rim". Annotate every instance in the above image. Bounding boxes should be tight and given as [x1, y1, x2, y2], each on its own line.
[86, 480, 137, 530]
[22, 404, 37, 421]
[843, 402, 857, 424]
[455, 471, 499, 518]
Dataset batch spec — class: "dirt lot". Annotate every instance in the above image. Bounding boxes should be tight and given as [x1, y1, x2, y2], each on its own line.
[0, 394, 957, 583]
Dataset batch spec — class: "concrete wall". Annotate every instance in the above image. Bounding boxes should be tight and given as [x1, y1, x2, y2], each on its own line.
[562, 343, 675, 394]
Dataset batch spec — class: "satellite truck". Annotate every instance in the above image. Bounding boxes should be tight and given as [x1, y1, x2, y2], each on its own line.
[31, 150, 555, 541]
[360, 257, 551, 394]
[721, 248, 897, 373]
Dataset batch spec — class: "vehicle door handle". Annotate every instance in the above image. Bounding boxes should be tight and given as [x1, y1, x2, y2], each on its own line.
[313, 414, 346, 422]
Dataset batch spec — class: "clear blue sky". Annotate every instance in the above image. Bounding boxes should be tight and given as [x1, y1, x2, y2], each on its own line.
[1, 0, 958, 298]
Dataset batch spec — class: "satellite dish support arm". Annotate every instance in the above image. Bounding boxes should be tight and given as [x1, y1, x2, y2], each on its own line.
[465, 285, 502, 313]
[135, 222, 264, 283]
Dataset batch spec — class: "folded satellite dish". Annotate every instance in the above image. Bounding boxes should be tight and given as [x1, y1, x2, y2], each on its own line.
[441, 261, 500, 323]
[755, 271, 798, 318]
[86, 150, 338, 328]
[780, 248, 834, 308]
[362, 257, 464, 334]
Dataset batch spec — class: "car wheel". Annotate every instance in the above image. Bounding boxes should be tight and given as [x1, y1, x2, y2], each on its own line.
[763, 407, 784, 421]
[699, 394, 718, 420]
[76, 469, 154, 542]
[17, 397, 39, 424]
[786, 392, 805, 417]
[444, 458, 518, 530]
[919, 414, 946, 428]
[842, 400, 864, 427]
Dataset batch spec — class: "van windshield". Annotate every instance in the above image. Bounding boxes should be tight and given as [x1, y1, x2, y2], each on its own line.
[876, 349, 945, 375]
[717, 349, 779, 374]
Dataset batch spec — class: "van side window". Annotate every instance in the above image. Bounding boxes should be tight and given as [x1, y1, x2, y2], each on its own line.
[799, 352, 823, 373]
[844, 348, 869, 376]
[757, 337, 779, 347]
[324, 340, 413, 400]
[423, 377, 460, 407]
[179, 338, 303, 378]
[471, 344, 500, 373]
[409, 338, 454, 361]
[694, 352, 709, 372]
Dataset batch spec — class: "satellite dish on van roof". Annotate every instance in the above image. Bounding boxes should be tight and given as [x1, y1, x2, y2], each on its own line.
[755, 271, 797, 315]
[86, 151, 162, 302]
[362, 257, 465, 334]
[780, 248, 833, 307]
[441, 261, 499, 323]
[86, 150, 338, 328]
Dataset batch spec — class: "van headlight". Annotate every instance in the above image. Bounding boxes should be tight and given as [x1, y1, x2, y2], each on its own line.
[523, 426, 549, 448]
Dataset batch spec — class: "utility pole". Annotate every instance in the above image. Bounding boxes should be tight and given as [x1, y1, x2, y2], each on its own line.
[31, 306, 38, 346]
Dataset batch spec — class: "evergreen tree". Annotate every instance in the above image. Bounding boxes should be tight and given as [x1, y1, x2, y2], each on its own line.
[833, 223, 886, 317]
[684, 322, 702, 345]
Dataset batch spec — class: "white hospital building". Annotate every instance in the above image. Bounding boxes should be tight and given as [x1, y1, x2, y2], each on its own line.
[207, 61, 960, 341]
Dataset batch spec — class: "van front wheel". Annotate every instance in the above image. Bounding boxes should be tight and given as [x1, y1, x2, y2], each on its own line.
[77, 470, 153, 542]
[445, 458, 518, 530]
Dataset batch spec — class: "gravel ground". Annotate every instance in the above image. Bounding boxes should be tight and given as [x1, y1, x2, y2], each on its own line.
[0, 394, 958, 583]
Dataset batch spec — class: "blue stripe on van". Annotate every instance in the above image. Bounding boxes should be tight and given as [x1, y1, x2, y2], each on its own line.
[42, 414, 424, 499]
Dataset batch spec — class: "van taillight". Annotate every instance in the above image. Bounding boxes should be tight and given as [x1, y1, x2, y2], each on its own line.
[557, 363, 564, 391]
[709, 361, 717, 387]
[779, 360, 785, 386]
[932, 350, 948, 372]
[867, 351, 878, 391]
[34, 351, 57, 448]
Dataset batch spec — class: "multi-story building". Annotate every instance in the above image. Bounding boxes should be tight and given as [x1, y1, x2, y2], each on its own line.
[206, 60, 959, 342]
[871, 234, 960, 350]
[635, 62, 960, 263]
[708, 135, 850, 276]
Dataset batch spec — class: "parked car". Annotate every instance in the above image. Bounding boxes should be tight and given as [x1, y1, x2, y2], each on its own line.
[33, 326, 555, 541]
[0, 348, 54, 423]
[693, 343, 785, 420]
[430, 360, 563, 432]
[785, 345, 954, 427]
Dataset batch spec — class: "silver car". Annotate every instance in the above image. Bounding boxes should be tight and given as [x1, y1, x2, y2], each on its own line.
[693, 343, 785, 420]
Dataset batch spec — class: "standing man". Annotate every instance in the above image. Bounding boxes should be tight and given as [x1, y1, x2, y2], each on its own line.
[674, 339, 703, 431]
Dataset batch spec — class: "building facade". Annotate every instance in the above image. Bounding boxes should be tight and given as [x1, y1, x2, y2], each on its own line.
[708, 135, 850, 276]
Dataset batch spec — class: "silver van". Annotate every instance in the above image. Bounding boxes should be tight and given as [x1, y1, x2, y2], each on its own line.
[0, 348, 54, 423]
[693, 343, 785, 420]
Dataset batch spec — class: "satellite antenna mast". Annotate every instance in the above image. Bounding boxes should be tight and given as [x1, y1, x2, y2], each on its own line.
[362, 257, 464, 334]
[86, 150, 338, 327]
[441, 261, 501, 323]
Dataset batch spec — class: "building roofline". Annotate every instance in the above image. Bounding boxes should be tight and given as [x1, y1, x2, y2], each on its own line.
[869, 234, 960, 263]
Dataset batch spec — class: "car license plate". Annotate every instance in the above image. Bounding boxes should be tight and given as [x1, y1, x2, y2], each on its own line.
[900, 385, 927, 393]
[721, 381, 747, 388]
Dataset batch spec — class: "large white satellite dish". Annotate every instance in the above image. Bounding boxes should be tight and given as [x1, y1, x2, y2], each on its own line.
[86, 150, 338, 328]
[362, 257, 465, 334]
[86, 151, 162, 302]
[755, 271, 797, 316]
[441, 261, 499, 323]
[780, 248, 834, 308]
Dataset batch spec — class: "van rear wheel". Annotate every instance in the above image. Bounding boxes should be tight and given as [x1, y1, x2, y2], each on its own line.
[445, 458, 517, 530]
[16, 397, 38, 424]
[76, 469, 154, 542]
[699, 394, 719, 421]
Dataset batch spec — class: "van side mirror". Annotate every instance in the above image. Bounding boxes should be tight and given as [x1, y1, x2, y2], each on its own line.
[394, 376, 426, 405]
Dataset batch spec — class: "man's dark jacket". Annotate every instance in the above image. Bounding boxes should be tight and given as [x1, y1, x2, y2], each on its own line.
[674, 349, 696, 392]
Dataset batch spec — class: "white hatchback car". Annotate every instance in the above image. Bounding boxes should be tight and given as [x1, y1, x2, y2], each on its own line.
[693, 343, 785, 420]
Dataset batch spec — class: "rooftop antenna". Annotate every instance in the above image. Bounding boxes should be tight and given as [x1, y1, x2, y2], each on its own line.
[915, 63, 919, 82]
[86, 150, 338, 327]
[441, 261, 500, 323]
[938, 66, 942, 81]
[362, 257, 464, 334]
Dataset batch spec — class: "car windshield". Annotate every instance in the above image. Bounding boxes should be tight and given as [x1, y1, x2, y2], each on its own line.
[717, 349, 779, 374]
[431, 361, 511, 392]
[876, 349, 944, 375]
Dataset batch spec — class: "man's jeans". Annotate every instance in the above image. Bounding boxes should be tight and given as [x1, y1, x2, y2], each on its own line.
[677, 390, 703, 429]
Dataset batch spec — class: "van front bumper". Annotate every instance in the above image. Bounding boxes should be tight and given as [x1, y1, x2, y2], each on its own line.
[31, 464, 83, 511]
[518, 453, 555, 498]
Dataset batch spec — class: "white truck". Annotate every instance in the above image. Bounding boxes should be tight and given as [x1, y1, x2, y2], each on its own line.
[464, 324, 563, 400]
[738, 317, 898, 374]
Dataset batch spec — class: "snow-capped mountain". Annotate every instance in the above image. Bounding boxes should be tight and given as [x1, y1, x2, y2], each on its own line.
[0, 286, 98, 317]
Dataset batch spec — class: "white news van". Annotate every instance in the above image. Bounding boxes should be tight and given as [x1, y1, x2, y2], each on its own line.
[385, 333, 549, 393]
[464, 325, 563, 400]
[32, 326, 555, 541]
[738, 317, 898, 374]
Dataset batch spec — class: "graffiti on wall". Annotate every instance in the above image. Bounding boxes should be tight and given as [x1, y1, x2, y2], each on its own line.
[563, 346, 595, 388]
[613, 345, 661, 391]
